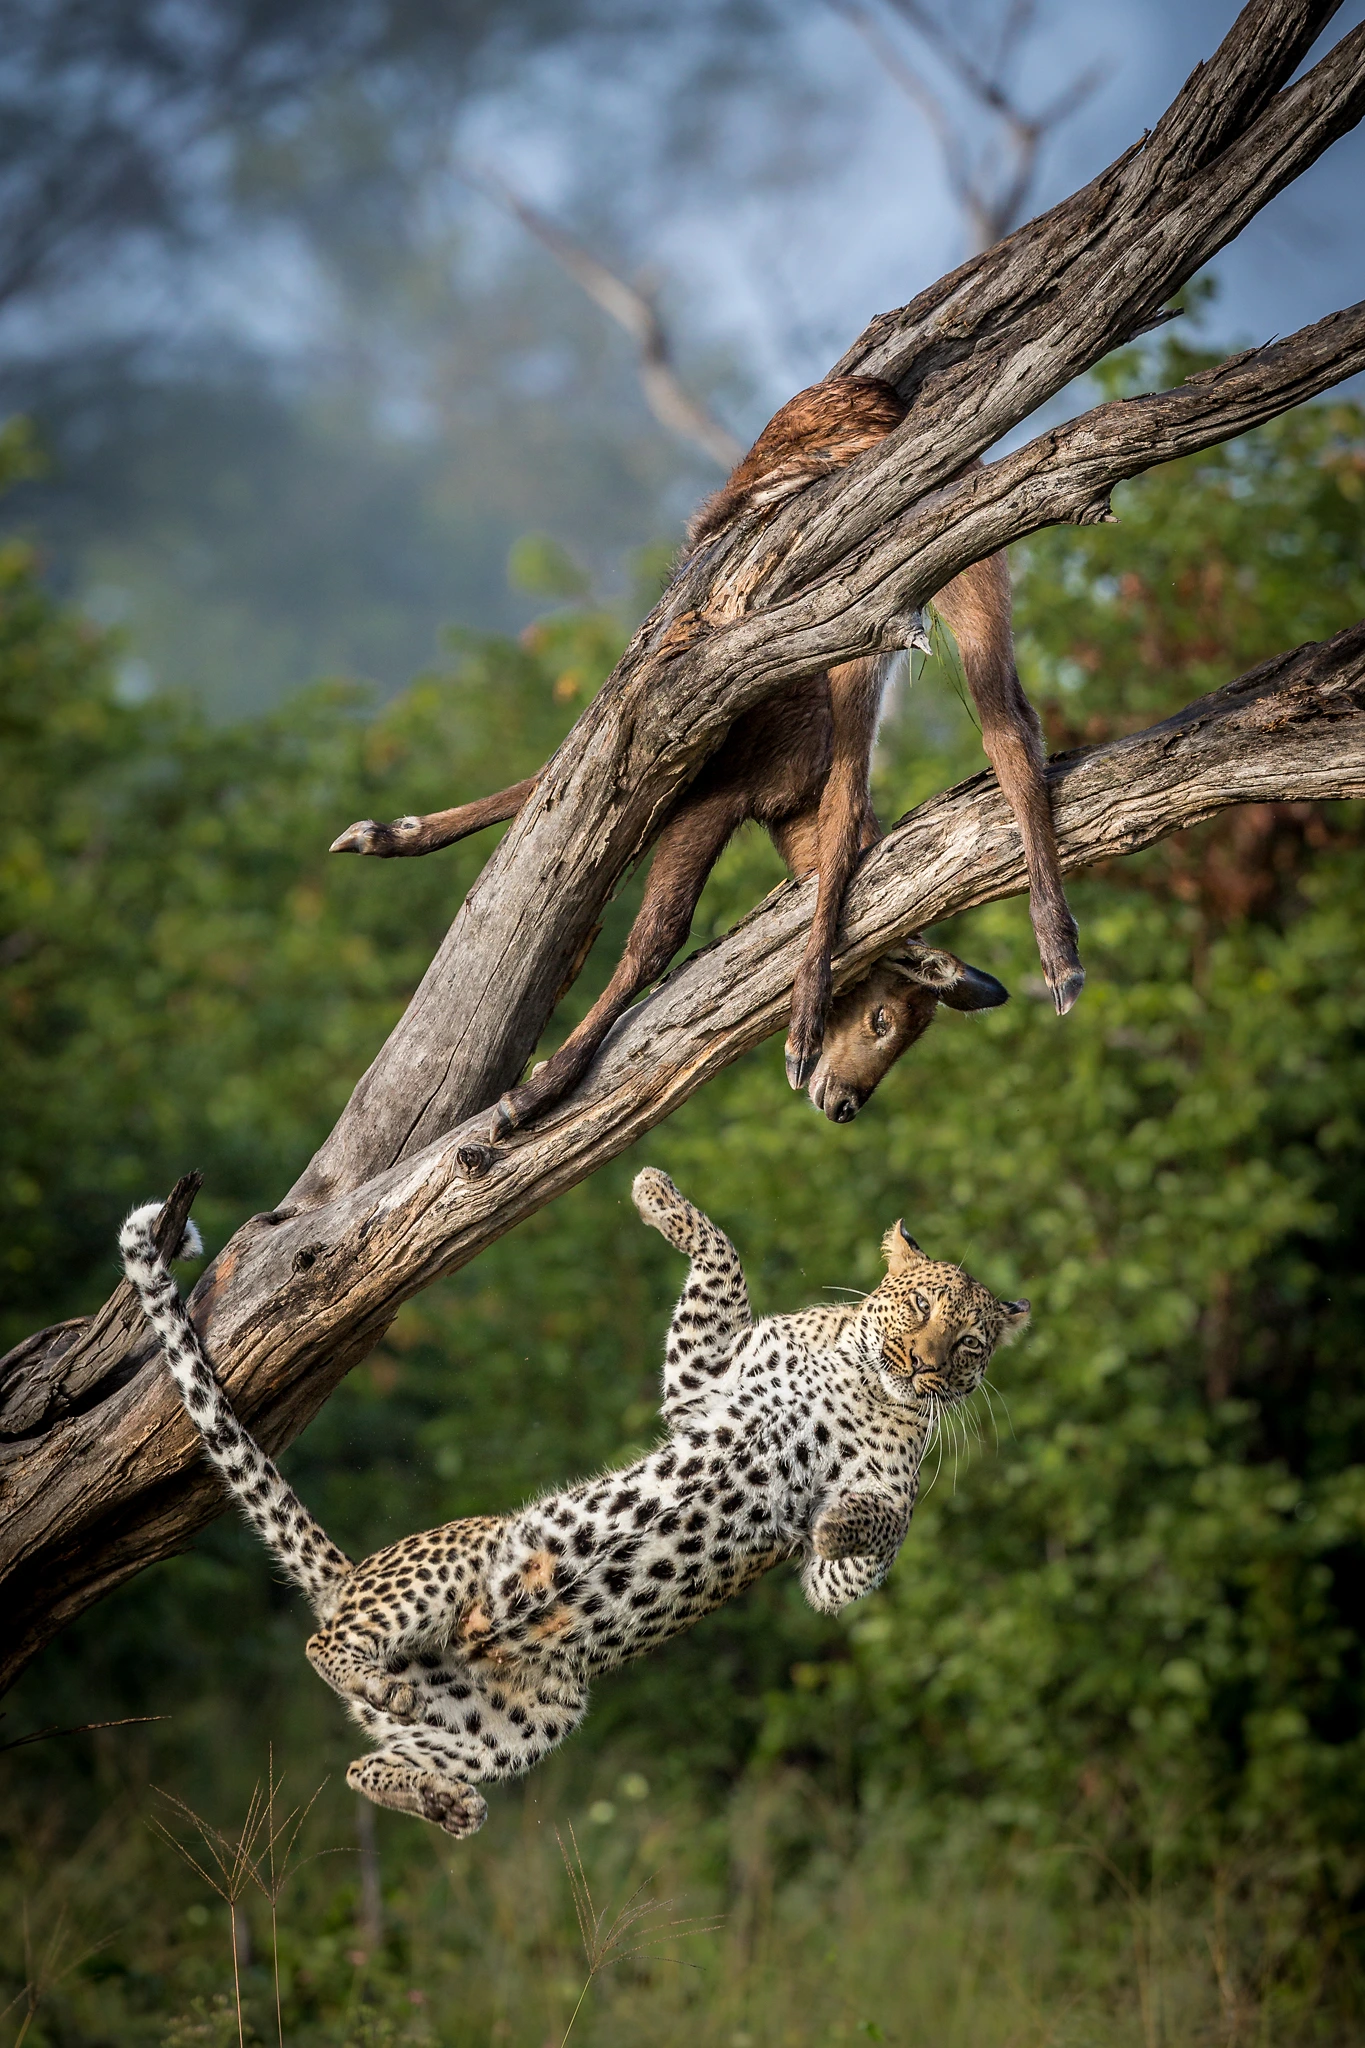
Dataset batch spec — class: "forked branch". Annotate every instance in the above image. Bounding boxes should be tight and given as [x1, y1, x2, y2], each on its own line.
[828, 0, 1108, 251]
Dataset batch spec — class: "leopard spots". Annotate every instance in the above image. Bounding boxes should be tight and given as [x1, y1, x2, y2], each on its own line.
[121, 1174, 1028, 1841]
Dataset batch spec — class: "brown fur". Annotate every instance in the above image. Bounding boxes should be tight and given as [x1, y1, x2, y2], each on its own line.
[688, 376, 908, 545]
[331, 374, 1082, 1132]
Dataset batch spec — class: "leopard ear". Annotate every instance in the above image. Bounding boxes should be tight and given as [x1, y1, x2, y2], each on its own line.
[882, 1219, 925, 1274]
[996, 1297, 1031, 1344]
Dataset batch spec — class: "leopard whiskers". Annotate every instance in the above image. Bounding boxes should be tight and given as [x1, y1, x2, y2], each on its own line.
[980, 1375, 1016, 1445]
[942, 1405, 965, 1493]
[978, 1379, 1002, 1451]
[920, 1400, 947, 1498]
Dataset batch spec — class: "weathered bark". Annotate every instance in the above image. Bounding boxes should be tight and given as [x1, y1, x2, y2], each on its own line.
[3, 0, 1365, 1688]
[3, 623, 1364, 1690]
[286, 0, 1365, 1209]
[291, 297, 1365, 1205]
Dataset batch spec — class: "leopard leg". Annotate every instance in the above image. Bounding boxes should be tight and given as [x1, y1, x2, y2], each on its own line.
[632, 1169, 752, 1397]
[307, 1621, 423, 1721]
[811, 1489, 908, 1561]
[800, 1490, 911, 1613]
[347, 1736, 490, 1839]
[348, 1667, 589, 1836]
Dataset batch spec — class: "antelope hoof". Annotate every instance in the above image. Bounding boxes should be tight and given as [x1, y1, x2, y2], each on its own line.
[491, 1093, 521, 1139]
[330, 818, 380, 854]
[785, 1044, 820, 1091]
[329, 815, 422, 857]
[1049, 963, 1086, 1016]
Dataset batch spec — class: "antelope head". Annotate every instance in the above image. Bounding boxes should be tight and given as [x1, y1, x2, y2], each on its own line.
[806, 942, 1008, 1124]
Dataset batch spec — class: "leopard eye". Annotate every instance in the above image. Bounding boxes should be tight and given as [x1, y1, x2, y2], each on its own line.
[955, 1333, 984, 1355]
[871, 1007, 894, 1038]
[911, 1291, 930, 1316]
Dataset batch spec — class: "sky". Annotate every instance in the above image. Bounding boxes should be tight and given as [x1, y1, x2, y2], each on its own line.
[2, 0, 1360, 709]
[32, 0, 1362, 423]
[326, 0, 1365, 427]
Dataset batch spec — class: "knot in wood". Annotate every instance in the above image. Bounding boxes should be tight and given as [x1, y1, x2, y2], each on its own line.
[456, 1142, 497, 1181]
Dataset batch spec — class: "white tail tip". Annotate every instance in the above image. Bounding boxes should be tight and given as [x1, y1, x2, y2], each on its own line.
[119, 1202, 203, 1262]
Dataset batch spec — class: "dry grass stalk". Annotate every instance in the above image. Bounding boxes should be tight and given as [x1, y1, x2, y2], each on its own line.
[555, 1822, 723, 2045]
[0, 1901, 111, 2048]
[250, 1749, 331, 2048]
[149, 1753, 333, 2048]
[150, 1781, 271, 2048]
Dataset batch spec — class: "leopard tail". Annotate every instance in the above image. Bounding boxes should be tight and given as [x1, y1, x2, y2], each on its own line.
[119, 1202, 354, 1621]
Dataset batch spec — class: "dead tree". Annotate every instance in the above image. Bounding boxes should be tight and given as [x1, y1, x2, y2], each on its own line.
[3, 0, 1365, 1693]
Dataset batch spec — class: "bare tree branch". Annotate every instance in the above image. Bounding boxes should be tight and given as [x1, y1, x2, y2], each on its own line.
[827, 0, 1109, 250]
[290, 297, 1365, 1210]
[2, 0, 1363, 1688]
[460, 163, 742, 469]
[3, 621, 1363, 1690]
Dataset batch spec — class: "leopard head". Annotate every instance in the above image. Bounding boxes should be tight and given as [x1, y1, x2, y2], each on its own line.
[860, 1219, 1030, 1405]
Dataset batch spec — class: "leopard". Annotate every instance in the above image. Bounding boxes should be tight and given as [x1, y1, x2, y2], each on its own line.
[120, 1170, 1029, 1838]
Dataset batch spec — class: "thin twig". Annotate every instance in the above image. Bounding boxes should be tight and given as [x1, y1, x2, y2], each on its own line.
[0, 1714, 168, 1756]
[455, 159, 742, 469]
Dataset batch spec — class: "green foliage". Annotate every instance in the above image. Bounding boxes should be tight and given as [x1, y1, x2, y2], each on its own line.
[507, 532, 594, 599]
[2, 1759, 1353, 2046]
[4, 379, 1365, 2035]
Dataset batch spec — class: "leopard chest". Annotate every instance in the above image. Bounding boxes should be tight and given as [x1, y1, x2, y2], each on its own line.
[502, 1363, 920, 1677]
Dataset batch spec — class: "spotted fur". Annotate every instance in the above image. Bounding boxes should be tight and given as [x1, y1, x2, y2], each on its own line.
[120, 1174, 1029, 1838]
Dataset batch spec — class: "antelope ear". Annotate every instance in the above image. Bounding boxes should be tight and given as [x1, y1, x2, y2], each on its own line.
[996, 1297, 1032, 1344]
[937, 961, 1009, 1013]
[884, 942, 958, 992]
[881, 1219, 925, 1273]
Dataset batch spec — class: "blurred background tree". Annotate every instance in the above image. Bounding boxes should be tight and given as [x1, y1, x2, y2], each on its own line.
[1, 0, 1360, 710]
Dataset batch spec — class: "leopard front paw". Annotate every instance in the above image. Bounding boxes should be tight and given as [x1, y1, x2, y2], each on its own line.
[632, 1168, 697, 1248]
[812, 1509, 860, 1561]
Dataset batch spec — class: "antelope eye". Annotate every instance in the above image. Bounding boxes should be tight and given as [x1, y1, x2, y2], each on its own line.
[871, 1007, 893, 1038]
[911, 1291, 930, 1316]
